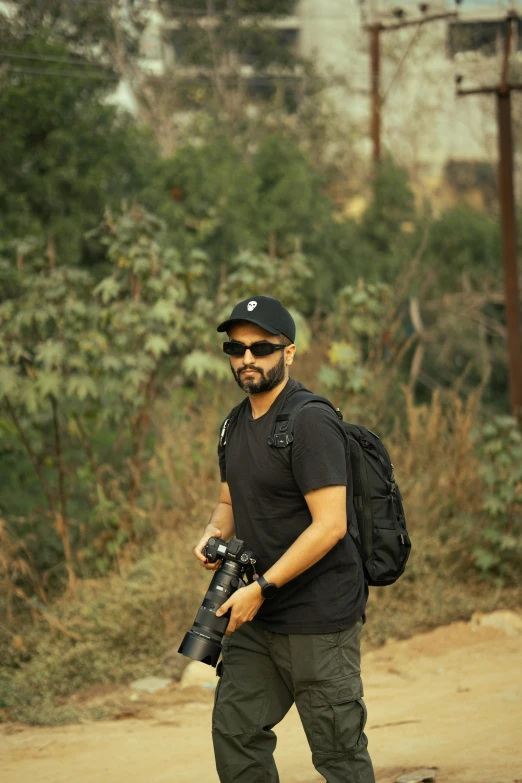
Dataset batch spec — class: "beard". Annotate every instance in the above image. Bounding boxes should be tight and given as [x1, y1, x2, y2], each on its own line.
[231, 352, 286, 395]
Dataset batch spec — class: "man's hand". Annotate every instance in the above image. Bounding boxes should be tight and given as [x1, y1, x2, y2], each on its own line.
[216, 581, 264, 635]
[193, 528, 222, 571]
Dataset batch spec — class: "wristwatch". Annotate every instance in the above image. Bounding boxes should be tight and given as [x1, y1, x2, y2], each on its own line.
[257, 575, 278, 599]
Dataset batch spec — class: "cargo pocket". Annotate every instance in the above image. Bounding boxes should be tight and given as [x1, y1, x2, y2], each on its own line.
[308, 674, 367, 755]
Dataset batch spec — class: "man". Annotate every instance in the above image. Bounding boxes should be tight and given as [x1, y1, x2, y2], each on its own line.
[194, 295, 374, 783]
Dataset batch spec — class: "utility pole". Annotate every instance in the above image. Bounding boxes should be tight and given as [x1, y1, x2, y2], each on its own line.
[364, 9, 457, 165]
[457, 13, 522, 419]
[369, 24, 381, 162]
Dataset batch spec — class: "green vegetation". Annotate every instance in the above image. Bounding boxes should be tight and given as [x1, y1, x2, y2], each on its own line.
[0, 1, 520, 727]
[0, 38, 159, 269]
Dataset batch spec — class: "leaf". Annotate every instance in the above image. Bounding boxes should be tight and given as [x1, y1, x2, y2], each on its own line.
[482, 495, 506, 517]
[37, 372, 62, 398]
[8, 342, 30, 363]
[480, 422, 498, 438]
[289, 309, 310, 354]
[144, 334, 170, 358]
[150, 299, 175, 324]
[182, 351, 230, 381]
[327, 342, 358, 369]
[66, 375, 99, 401]
[125, 368, 148, 388]
[94, 278, 121, 304]
[68, 354, 88, 371]
[101, 354, 123, 372]
[18, 383, 39, 414]
[472, 546, 500, 573]
[317, 365, 341, 389]
[35, 340, 65, 368]
[0, 366, 18, 396]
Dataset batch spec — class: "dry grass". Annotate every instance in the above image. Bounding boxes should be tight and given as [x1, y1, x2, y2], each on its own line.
[361, 387, 522, 648]
[1, 379, 521, 725]
[0, 528, 209, 724]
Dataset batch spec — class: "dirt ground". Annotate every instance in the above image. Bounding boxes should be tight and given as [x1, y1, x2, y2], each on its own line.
[1, 614, 522, 783]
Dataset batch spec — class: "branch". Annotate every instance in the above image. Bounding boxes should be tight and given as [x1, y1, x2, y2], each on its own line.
[1, 582, 84, 642]
[74, 415, 109, 496]
[127, 370, 158, 511]
[4, 395, 56, 514]
[408, 297, 425, 393]
[205, 0, 232, 114]
[51, 396, 75, 589]
[51, 396, 67, 527]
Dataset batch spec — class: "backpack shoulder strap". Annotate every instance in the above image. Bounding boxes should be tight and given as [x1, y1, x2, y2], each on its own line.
[219, 399, 248, 447]
[268, 390, 341, 448]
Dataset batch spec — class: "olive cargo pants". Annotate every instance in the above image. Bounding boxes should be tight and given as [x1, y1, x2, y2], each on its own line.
[212, 618, 375, 783]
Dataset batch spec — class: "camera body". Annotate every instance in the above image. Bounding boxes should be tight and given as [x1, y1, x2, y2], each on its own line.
[204, 536, 256, 569]
[178, 537, 257, 667]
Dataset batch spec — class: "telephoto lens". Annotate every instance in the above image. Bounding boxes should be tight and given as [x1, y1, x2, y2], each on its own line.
[178, 537, 257, 667]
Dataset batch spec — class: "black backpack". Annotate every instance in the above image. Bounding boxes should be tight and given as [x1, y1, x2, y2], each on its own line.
[220, 389, 411, 587]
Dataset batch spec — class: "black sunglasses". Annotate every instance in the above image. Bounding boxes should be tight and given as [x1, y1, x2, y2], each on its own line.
[223, 341, 289, 358]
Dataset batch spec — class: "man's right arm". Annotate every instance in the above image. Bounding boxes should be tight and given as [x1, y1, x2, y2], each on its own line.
[193, 481, 235, 570]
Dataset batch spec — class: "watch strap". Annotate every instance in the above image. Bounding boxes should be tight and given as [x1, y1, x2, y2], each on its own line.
[257, 575, 278, 599]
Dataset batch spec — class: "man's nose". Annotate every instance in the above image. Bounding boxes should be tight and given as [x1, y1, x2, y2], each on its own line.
[243, 347, 256, 364]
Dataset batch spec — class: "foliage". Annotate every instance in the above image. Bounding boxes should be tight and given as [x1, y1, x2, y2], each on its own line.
[181, 246, 314, 377]
[2, 0, 144, 61]
[145, 127, 360, 303]
[2, 388, 522, 725]
[471, 416, 522, 583]
[0, 532, 208, 724]
[314, 280, 410, 427]
[0, 203, 320, 588]
[0, 207, 218, 584]
[6, 0, 304, 155]
[424, 205, 501, 291]
[0, 37, 161, 268]
[345, 157, 419, 284]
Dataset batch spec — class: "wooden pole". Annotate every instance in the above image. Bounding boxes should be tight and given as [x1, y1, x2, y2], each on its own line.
[370, 25, 381, 163]
[497, 87, 522, 417]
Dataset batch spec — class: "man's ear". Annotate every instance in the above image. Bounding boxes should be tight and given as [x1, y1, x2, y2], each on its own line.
[285, 345, 296, 366]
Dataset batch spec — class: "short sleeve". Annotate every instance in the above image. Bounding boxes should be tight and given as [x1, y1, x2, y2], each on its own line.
[291, 404, 348, 496]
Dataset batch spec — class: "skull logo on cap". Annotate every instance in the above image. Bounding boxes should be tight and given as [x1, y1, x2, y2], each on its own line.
[247, 301, 257, 311]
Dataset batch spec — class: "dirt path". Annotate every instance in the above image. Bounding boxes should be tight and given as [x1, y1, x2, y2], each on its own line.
[1, 615, 521, 783]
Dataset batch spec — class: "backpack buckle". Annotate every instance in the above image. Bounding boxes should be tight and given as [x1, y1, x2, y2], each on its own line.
[219, 418, 230, 447]
[268, 433, 294, 448]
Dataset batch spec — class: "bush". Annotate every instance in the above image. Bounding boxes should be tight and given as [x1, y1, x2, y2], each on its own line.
[0, 531, 208, 724]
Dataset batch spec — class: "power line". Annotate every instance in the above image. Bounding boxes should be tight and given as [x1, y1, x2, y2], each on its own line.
[27, 0, 380, 20]
[1, 65, 119, 80]
[381, 21, 423, 105]
[0, 50, 114, 71]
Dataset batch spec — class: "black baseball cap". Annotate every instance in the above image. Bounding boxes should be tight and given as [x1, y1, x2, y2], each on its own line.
[217, 296, 296, 343]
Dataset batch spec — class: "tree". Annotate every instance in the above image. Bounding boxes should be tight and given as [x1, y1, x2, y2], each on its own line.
[0, 203, 316, 589]
[4, 1, 304, 152]
[0, 36, 161, 269]
[0, 207, 217, 584]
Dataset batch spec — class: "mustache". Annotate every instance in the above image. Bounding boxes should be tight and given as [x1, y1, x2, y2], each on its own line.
[238, 366, 264, 375]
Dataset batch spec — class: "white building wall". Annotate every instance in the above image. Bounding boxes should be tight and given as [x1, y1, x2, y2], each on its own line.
[296, 0, 522, 198]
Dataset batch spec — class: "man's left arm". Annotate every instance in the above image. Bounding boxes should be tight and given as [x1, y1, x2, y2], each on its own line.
[216, 484, 346, 633]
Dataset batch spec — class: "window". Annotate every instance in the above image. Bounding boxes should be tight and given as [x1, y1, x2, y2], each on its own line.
[447, 21, 505, 57]
[240, 27, 299, 68]
[167, 28, 213, 67]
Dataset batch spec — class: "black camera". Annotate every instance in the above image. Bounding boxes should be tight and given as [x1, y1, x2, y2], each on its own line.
[178, 537, 257, 667]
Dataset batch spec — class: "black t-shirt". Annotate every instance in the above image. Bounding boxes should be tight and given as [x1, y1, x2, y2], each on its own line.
[218, 378, 366, 634]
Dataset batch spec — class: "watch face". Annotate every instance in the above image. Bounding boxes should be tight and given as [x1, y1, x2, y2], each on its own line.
[262, 582, 278, 599]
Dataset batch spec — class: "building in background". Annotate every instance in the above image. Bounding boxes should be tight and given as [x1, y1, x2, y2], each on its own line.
[296, 0, 522, 207]
[135, 0, 522, 208]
